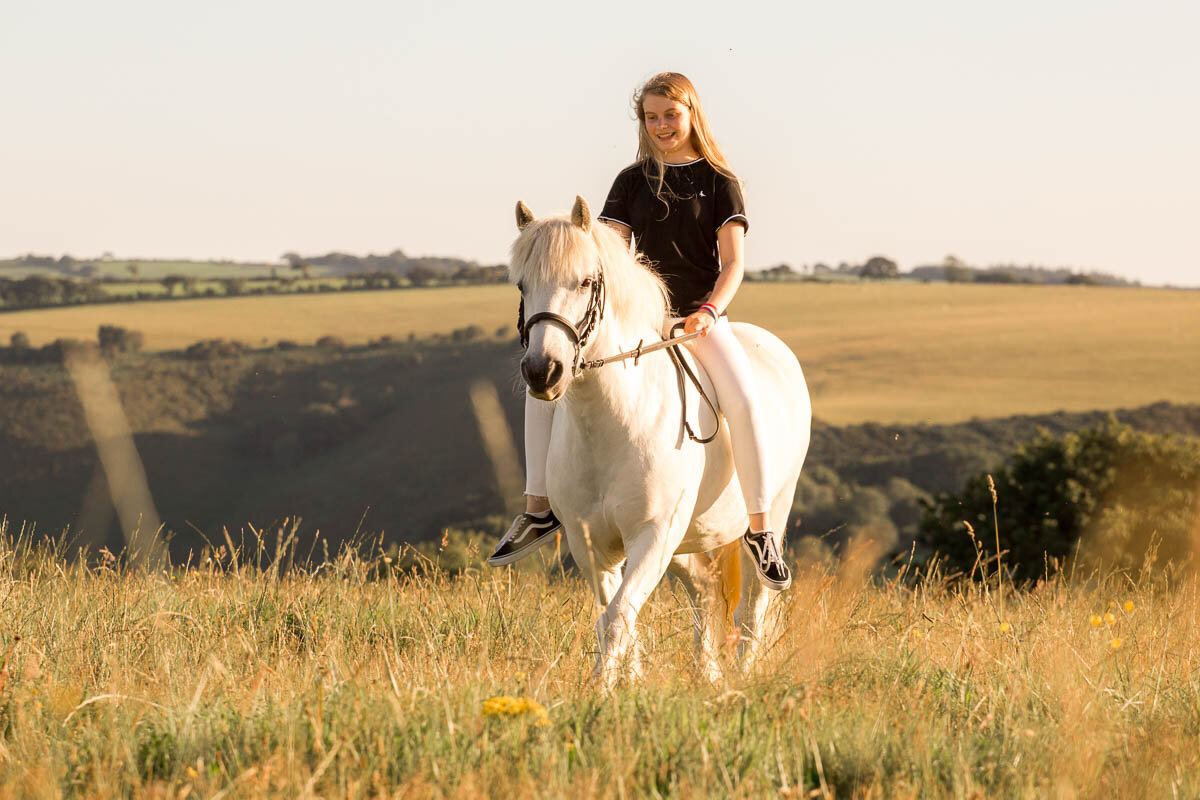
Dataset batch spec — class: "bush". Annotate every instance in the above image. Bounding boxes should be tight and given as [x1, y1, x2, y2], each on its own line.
[315, 336, 345, 350]
[98, 325, 144, 354]
[451, 325, 485, 342]
[10, 331, 30, 350]
[918, 419, 1200, 581]
[184, 339, 246, 360]
[40, 338, 97, 362]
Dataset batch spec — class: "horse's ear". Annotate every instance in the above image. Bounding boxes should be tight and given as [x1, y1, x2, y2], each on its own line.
[570, 195, 592, 233]
[515, 201, 535, 231]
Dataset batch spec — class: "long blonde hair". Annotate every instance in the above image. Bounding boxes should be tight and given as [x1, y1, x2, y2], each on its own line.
[634, 72, 740, 201]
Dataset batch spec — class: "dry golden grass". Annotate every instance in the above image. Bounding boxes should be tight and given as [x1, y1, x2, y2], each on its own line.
[2, 282, 1198, 424]
[1, 526, 1197, 798]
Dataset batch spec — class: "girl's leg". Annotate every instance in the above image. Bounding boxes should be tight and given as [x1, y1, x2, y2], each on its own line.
[524, 393, 554, 512]
[685, 318, 772, 516]
[685, 318, 791, 589]
[488, 393, 559, 566]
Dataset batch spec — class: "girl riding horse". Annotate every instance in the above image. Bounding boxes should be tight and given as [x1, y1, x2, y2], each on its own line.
[489, 71, 792, 591]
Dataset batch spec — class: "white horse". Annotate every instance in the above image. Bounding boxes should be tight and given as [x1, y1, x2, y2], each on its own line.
[511, 196, 811, 685]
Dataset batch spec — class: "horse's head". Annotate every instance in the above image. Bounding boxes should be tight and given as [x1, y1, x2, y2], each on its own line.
[509, 196, 608, 401]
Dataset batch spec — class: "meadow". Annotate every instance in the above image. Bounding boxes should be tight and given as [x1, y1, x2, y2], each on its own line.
[2, 282, 1198, 424]
[0, 525, 1196, 798]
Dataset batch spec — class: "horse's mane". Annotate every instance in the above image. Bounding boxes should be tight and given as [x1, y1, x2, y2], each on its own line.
[510, 217, 668, 335]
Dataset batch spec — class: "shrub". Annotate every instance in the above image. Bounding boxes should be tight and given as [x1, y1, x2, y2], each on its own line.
[315, 336, 345, 350]
[98, 325, 144, 354]
[40, 338, 97, 362]
[9, 331, 30, 350]
[184, 339, 246, 360]
[451, 325, 485, 342]
[918, 419, 1200, 581]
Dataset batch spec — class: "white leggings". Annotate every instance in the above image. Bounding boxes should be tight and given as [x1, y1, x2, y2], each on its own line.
[524, 316, 772, 514]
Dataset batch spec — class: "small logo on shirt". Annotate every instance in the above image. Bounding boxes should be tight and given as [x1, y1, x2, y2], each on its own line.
[699, 190, 706, 197]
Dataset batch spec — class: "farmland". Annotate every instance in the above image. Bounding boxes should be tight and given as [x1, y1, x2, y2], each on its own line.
[2, 282, 1198, 425]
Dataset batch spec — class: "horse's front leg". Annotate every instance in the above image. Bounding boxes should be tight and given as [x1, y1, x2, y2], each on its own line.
[667, 552, 728, 685]
[595, 525, 681, 687]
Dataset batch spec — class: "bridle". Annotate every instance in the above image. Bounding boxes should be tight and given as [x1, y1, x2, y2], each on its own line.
[516, 266, 719, 445]
[517, 268, 606, 376]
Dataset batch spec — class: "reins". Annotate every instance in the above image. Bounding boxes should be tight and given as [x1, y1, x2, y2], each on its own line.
[517, 275, 720, 445]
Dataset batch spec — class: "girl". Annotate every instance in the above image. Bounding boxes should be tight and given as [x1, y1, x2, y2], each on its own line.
[489, 72, 791, 590]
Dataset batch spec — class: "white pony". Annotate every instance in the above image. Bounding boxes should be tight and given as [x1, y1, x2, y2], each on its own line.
[511, 196, 811, 684]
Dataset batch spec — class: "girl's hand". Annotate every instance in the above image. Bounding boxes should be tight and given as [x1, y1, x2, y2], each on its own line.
[683, 311, 715, 337]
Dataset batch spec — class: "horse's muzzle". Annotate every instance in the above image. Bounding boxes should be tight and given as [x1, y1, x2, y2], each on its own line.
[522, 355, 565, 400]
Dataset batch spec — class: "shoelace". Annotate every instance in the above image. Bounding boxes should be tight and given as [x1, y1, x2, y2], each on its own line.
[754, 533, 784, 570]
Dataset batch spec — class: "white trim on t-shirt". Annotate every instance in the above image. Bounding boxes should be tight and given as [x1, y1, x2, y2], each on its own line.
[597, 215, 632, 229]
[716, 214, 749, 234]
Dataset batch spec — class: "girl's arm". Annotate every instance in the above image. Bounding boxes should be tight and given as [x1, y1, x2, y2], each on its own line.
[683, 222, 745, 335]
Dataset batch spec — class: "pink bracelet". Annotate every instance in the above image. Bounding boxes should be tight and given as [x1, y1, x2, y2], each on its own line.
[699, 303, 720, 322]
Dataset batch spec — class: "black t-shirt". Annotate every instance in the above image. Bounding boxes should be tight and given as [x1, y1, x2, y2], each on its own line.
[598, 158, 748, 316]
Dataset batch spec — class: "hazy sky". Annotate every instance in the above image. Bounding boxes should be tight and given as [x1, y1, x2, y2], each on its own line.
[3, 0, 1197, 285]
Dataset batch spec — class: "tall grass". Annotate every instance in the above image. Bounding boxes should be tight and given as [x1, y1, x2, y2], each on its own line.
[0, 522, 1196, 798]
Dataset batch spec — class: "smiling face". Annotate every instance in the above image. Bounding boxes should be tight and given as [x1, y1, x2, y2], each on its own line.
[641, 93, 696, 161]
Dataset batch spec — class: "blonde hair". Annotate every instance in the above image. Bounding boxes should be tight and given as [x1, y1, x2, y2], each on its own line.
[633, 72, 740, 202]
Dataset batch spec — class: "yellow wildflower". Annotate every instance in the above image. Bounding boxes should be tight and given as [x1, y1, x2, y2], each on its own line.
[1104, 612, 1116, 625]
[482, 695, 550, 726]
[1089, 615, 1102, 627]
[1109, 637, 1122, 651]
[998, 622, 1011, 634]
[1123, 600, 1135, 612]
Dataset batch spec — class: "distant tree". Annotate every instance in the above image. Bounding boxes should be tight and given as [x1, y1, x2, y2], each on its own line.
[762, 263, 796, 281]
[128, 263, 140, 279]
[283, 252, 312, 279]
[221, 277, 247, 296]
[407, 266, 438, 286]
[860, 256, 899, 280]
[943, 264, 975, 283]
[10, 331, 30, 349]
[161, 275, 194, 296]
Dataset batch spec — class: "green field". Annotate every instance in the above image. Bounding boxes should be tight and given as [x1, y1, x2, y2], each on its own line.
[0, 531, 1193, 798]
[2, 283, 1197, 425]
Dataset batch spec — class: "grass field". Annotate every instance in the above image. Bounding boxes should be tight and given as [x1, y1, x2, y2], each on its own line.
[2, 283, 1198, 425]
[0, 527, 1195, 798]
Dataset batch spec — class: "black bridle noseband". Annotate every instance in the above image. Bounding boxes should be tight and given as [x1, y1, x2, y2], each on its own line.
[517, 270, 606, 376]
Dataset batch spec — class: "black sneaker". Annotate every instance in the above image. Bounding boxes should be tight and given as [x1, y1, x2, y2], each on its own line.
[742, 529, 792, 590]
[487, 510, 562, 566]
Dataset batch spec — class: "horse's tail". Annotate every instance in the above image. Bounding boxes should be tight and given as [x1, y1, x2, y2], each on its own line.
[715, 540, 741, 632]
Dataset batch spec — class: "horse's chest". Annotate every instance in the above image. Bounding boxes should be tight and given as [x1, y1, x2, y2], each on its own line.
[546, 415, 693, 515]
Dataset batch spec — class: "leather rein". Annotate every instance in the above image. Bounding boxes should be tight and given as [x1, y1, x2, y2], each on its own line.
[517, 269, 720, 445]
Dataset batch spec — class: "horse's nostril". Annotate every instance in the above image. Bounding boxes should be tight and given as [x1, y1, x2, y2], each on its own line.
[545, 359, 563, 386]
[522, 356, 565, 393]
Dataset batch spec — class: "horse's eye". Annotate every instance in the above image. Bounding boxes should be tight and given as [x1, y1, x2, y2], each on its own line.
[580, 277, 593, 290]
[517, 281, 525, 294]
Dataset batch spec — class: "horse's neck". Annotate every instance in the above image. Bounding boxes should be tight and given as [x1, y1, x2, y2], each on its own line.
[565, 317, 677, 435]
